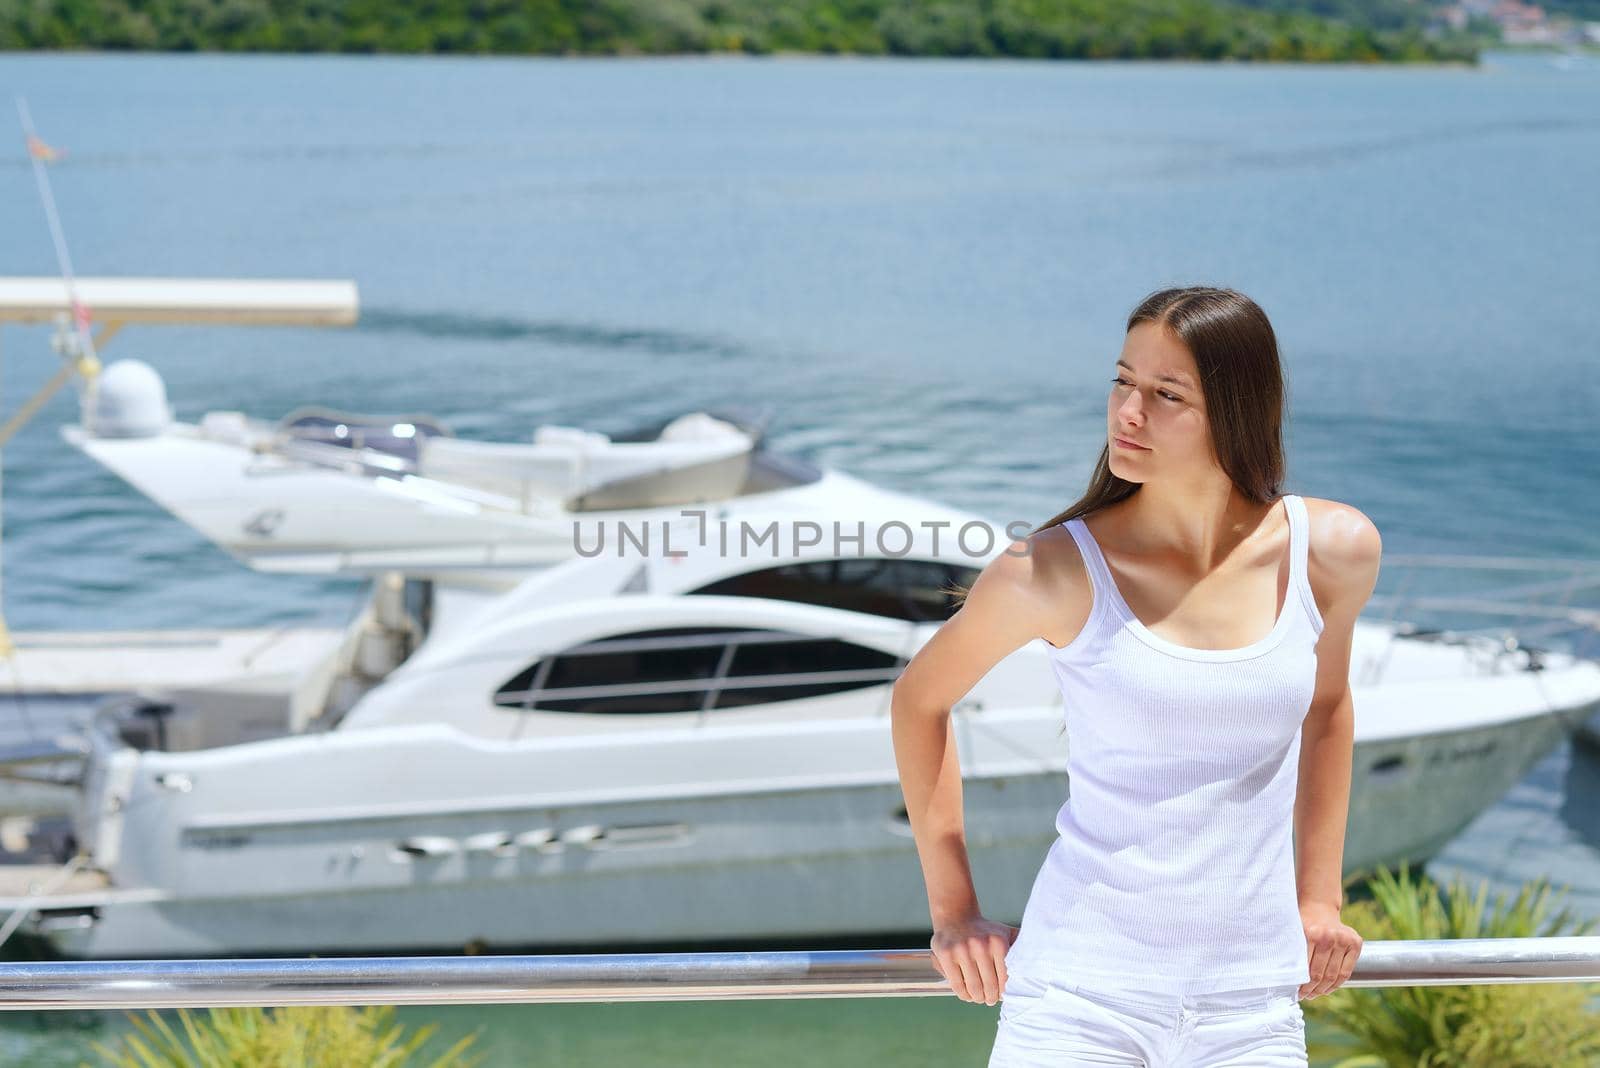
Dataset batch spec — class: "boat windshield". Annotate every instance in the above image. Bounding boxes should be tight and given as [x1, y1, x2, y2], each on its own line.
[278, 407, 454, 466]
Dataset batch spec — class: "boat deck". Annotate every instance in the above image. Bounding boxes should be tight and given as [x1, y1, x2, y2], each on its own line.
[0, 627, 347, 695]
[0, 863, 110, 898]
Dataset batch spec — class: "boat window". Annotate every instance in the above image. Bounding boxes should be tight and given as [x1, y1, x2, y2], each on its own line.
[492, 627, 741, 714]
[685, 559, 979, 622]
[492, 628, 904, 714]
[710, 637, 901, 709]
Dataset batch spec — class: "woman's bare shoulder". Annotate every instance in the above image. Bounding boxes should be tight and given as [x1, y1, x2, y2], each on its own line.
[1299, 496, 1382, 559]
[1299, 496, 1383, 601]
[975, 520, 1094, 649]
[1026, 519, 1093, 580]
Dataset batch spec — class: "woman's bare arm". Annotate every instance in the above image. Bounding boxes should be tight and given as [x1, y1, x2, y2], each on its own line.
[1294, 499, 1383, 998]
[890, 530, 1088, 1004]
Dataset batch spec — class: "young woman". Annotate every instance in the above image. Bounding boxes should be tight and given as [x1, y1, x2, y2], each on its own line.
[890, 286, 1381, 1067]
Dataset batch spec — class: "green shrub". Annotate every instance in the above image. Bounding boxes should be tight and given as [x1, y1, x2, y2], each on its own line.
[1307, 862, 1600, 1068]
[88, 1003, 481, 1068]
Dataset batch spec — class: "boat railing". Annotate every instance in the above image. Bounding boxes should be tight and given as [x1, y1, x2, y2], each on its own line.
[1360, 552, 1600, 686]
[0, 940, 1597, 1009]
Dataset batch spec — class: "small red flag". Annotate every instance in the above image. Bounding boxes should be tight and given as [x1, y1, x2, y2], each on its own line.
[26, 134, 61, 162]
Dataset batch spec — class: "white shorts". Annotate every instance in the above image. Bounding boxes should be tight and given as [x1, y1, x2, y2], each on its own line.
[988, 973, 1307, 1067]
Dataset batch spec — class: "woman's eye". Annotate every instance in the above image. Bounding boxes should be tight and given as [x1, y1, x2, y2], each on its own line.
[1111, 376, 1181, 403]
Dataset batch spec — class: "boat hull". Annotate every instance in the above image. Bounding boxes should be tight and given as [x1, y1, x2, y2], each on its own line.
[12, 704, 1582, 959]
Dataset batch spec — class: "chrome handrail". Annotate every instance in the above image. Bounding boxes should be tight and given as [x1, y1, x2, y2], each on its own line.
[1, 940, 1598, 1009]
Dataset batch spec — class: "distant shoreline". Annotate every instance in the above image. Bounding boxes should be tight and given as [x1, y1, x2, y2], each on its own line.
[0, 0, 1483, 65]
[1, 49, 1490, 67]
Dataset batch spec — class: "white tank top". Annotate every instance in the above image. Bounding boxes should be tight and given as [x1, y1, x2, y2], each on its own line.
[1004, 493, 1325, 996]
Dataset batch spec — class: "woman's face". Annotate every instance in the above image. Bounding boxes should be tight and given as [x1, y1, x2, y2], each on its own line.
[1106, 321, 1212, 483]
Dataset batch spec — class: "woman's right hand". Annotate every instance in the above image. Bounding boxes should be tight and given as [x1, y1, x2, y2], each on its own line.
[930, 915, 1021, 1005]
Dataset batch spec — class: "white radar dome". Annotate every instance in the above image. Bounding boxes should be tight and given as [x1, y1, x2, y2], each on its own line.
[91, 359, 172, 438]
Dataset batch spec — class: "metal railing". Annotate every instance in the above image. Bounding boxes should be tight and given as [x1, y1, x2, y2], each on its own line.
[1358, 553, 1600, 688]
[1370, 554, 1600, 649]
[1, 939, 1598, 1010]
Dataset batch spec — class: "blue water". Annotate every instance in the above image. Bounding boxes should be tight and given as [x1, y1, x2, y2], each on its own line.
[0, 49, 1596, 1065]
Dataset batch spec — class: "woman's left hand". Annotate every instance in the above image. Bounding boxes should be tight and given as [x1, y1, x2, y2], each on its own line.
[1297, 901, 1363, 1000]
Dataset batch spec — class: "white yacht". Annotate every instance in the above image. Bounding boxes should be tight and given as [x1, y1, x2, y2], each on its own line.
[0, 534, 1595, 960]
[0, 278, 1596, 959]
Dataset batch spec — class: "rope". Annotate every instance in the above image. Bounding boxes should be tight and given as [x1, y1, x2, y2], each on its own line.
[0, 850, 89, 950]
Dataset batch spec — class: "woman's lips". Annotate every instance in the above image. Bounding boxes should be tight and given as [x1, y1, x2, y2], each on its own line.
[1113, 436, 1150, 451]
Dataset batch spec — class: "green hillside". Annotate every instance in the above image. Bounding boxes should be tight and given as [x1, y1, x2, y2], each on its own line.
[0, 0, 1480, 62]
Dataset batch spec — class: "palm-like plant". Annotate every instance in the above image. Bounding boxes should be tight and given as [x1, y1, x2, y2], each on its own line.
[1307, 862, 1600, 1068]
[88, 1003, 482, 1068]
